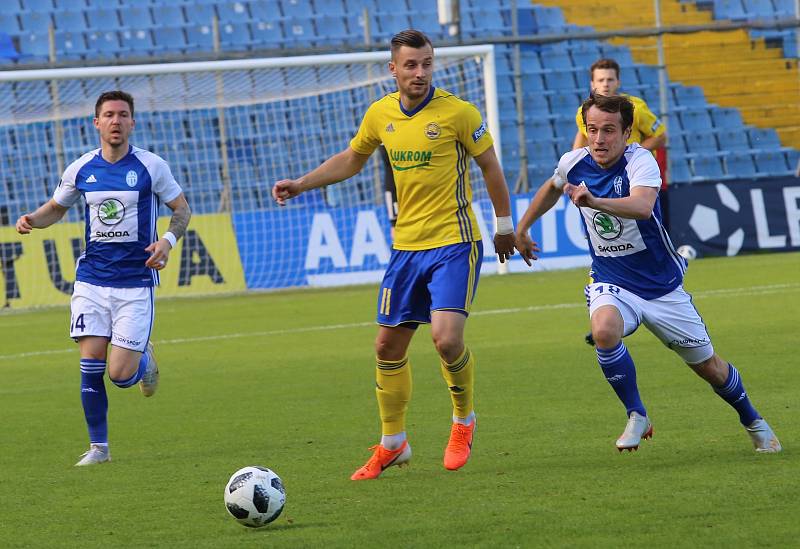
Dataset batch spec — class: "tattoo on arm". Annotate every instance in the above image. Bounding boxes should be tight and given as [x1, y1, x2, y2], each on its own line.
[167, 200, 191, 241]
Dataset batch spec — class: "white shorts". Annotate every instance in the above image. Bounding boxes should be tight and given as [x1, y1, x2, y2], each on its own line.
[70, 281, 154, 352]
[585, 282, 714, 365]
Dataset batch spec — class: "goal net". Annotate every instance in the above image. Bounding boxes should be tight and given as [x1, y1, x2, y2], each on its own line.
[0, 46, 499, 309]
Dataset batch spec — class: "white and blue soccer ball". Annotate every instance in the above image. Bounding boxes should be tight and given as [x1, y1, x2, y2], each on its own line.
[224, 466, 286, 528]
[676, 244, 698, 261]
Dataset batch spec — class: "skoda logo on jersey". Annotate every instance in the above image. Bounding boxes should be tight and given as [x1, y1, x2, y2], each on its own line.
[424, 122, 441, 139]
[592, 212, 623, 241]
[97, 198, 125, 226]
[613, 176, 623, 196]
[125, 170, 138, 187]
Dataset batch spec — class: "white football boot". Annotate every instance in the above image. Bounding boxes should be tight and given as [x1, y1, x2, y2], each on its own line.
[615, 411, 653, 452]
[745, 418, 782, 453]
[138, 342, 159, 397]
[75, 444, 111, 466]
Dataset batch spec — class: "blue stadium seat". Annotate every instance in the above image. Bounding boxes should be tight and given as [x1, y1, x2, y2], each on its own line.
[669, 157, 692, 183]
[54, 0, 85, 8]
[716, 128, 750, 151]
[544, 70, 576, 91]
[0, 1, 21, 15]
[249, 21, 284, 49]
[22, 0, 54, 11]
[315, 15, 349, 45]
[86, 8, 120, 29]
[281, 0, 308, 17]
[570, 44, 601, 69]
[553, 117, 576, 140]
[753, 150, 788, 173]
[185, 25, 215, 51]
[185, 4, 216, 26]
[316, 0, 345, 15]
[20, 13, 53, 33]
[85, 30, 121, 57]
[152, 26, 187, 52]
[743, 0, 777, 19]
[414, 12, 446, 40]
[672, 85, 706, 108]
[533, 6, 566, 32]
[724, 152, 758, 178]
[377, 13, 410, 37]
[151, 5, 186, 27]
[0, 14, 22, 34]
[526, 140, 557, 164]
[710, 107, 743, 128]
[345, 13, 379, 42]
[714, 0, 747, 20]
[691, 156, 725, 180]
[515, 6, 536, 34]
[343, 0, 375, 13]
[283, 17, 316, 48]
[120, 28, 154, 55]
[521, 73, 545, 93]
[55, 30, 88, 58]
[18, 32, 50, 60]
[247, 1, 281, 23]
[118, 6, 154, 29]
[684, 131, 719, 154]
[525, 118, 554, 140]
[217, 2, 250, 24]
[540, 49, 572, 71]
[471, 9, 508, 35]
[679, 109, 713, 132]
[635, 65, 660, 88]
[219, 22, 252, 51]
[773, 0, 795, 17]
[53, 10, 86, 31]
[748, 127, 781, 149]
[785, 149, 800, 173]
[549, 93, 580, 118]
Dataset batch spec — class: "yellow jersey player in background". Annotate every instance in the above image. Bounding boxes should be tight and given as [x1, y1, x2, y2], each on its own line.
[272, 29, 520, 480]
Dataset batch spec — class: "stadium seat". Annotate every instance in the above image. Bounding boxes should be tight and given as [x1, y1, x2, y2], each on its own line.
[316, 0, 346, 15]
[0, 14, 22, 34]
[716, 128, 750, 151]
[570, 44, 601, 69]
[672, 85, 707, 108]
[53, 10, 86, 31]
[414, 12, 447, 40]
[185, 25, 215, 51]
[785, 149, 800, 173]
[249, 21, 284, 50]
[281, 0, 308, 18]
[525, 118, 554, 140]
[377, 13, 410, 38]
[85, 8, 120, 29]
[710, 107, 744, 129]
[714, 0, 747, 20]
[515, 6, 536, 34]
[743, 0, 777, 19]
[118, 6, 154, 29]
[85, 30, 121, 57]
[18, 32, 50, 60]
[724, 152, 758, 178]
[600, 45, 635, 68]
[22, 0, 54, 11]
[679, 109, 713, 132]
[669, 157, 692, 183]
[753, 150, 789, 174]
[217, 2, 250, 24]
[773, 0, 796, 17]
[0, 1, 21, 15]
[55, 30, 88, 58]
[283, 17, 316, 48]
[691, 156, 725, 180]
[20, 13, 53, 33]
[553, 117, 576, 140]
[151, 5, 186, 27]
[185, 4, 216, 26]
[533, 6, 567, 32]
[345, 13, 380, 43]
[219, 22, 252, 51]
[544, 70, 576, 91]
[248, 1, 282, 23]
[120, 29, 154, 55]
[315, 15, 349, 46]
[54, 0, 85, 8]
[540, 49, 572, 71]
[527, 140, 557, 163]
[521, 73, 545, 93]
[152, 26, 187, 52]
[748, 127, 781, 150]
[635, 65, 660, 88]
[684, 131, 719, 154]
[474, 9, 509, 35]
[549, 93, 580, 118]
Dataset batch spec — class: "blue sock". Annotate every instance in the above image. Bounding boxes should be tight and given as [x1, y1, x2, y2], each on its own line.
[110, 353, 148, 388]
[596, 342, 647, 417]
[80, 359, 108, 444]
[713, 364, 760, 426]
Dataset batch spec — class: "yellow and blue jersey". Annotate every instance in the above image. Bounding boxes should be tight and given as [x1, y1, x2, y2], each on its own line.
[575, 93, 665, 145]
[350, 86, 493, 251]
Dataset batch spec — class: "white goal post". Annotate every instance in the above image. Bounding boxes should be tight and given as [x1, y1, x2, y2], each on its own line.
[0, 45, 504, 309]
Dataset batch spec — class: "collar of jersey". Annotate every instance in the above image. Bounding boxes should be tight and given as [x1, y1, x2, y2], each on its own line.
[96, 144, 132, 165]
[399, 86, 435, 117]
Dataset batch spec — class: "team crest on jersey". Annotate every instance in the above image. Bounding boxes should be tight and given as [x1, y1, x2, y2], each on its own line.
[126, 170, 138, 187]
[97, 198, 125, 226]
[613, 176, 623, 196]
[424, 122, 441, 139]
[592, 212, 623, 241]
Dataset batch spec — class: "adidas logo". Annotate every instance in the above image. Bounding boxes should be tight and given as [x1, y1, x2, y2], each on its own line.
[86, 174, 97, 183]
[385, 123, 395, 132]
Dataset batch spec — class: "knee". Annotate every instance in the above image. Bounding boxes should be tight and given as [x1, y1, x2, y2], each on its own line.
[592, 326, 621, 349]
[375, 337, 404, 361]
[432, 334, 463, 363]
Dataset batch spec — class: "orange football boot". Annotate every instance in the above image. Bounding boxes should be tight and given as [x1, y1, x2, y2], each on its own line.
[350, 440, 412, 480]
[443, 420, 475, 471]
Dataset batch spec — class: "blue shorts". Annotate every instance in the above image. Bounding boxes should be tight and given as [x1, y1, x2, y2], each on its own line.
[376, 241, 483, 327]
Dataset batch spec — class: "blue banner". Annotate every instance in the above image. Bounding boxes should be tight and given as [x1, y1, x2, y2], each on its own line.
[233, 193, 592, 290]
[669, 177, 800, 257]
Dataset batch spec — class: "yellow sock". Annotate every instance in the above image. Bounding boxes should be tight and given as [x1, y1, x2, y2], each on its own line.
[440, 347, 474, 420]
[375, 357, 412, 435]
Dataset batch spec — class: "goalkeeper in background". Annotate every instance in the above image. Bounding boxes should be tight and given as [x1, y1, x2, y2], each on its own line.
[273, 29, 519, 480]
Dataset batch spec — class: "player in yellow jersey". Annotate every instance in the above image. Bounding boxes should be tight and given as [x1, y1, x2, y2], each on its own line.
[573, 58, 667, 347]
[572, 58, 666, 152]
[272, 30, 519, 480]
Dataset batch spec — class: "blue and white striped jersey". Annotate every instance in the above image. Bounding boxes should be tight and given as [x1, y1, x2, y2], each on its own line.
[53, 145, 182, 288]
[552, 143, 686, 299]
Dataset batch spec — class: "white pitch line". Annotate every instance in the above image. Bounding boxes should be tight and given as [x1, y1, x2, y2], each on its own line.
[1, 282, 797, 361]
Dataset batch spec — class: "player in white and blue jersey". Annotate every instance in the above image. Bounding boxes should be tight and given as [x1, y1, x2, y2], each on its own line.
[16, 91, 191, 466]
[514, 94, 781, 454]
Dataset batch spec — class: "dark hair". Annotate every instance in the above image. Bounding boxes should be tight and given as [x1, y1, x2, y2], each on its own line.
[390, 29, 433, 58]
[581, 94, 634, 132]
[95, 90, 134, 118]
[589, 58, 620, 80]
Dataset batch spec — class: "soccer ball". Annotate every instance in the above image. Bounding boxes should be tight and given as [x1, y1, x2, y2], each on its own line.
[676, 244, 698, 261]
[224, 466, 286, 528]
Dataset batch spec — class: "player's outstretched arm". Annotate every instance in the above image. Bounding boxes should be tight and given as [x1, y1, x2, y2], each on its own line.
[564, 183, 657, 220]
[145, 193, 191, 270]
[15, 199, 69, 234]
[272, 147, 371, 205]
[474, 147, 516, 263]
[514, 179, 561, 266]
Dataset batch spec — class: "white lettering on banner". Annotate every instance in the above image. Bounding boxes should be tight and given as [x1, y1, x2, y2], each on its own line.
[784, 186, 800, 246]
[349, 211, 391, 266]
[751, 189, 786, 248]
[305, 213, 347, 270]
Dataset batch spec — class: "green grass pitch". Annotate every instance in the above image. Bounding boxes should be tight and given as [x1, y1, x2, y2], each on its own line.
[1, 252, 798, 548]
